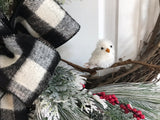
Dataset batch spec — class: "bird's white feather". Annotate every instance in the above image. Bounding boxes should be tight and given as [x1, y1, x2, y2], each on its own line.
[85, 40, 115, 69]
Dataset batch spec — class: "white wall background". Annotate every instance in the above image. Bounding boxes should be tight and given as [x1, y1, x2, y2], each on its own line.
[57, 0, 98, 66]
[57, 0, 160, 68]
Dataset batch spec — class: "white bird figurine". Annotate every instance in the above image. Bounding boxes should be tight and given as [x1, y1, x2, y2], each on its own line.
[85, 40, 115, 69]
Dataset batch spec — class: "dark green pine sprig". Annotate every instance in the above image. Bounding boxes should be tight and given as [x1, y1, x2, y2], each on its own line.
[0, 0, 13, 16]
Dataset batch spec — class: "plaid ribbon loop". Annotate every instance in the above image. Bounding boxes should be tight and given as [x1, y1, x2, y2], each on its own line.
[11, 0, 80, 48]
[0, 0, 80, 120]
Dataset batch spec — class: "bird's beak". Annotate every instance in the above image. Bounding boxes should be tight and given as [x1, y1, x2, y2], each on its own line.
[106, 48, 110, 53]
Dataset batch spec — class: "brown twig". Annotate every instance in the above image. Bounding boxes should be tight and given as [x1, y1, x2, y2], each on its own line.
[61, 59, 102, 75]
[111, 59, 160, 71]
[61, 58, 160, 75]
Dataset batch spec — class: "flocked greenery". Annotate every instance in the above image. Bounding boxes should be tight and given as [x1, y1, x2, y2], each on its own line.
[91, 83, 160, 120]
[34, 65, 104, 120]
[0, 0, 13, 16]
[32, 65, 160, 120]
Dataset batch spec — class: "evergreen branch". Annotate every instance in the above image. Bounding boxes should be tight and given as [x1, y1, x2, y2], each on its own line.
[91, 83, 160, 120]
[0, 0, 14, 17]
[34, 66, 99, 120]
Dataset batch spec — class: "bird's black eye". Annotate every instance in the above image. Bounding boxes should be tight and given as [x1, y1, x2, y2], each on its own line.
[110, 45, 112, 48]
[101, 47, 104, 50]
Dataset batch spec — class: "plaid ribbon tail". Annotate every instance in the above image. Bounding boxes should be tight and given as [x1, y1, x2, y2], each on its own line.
[0, 90, 28, 120]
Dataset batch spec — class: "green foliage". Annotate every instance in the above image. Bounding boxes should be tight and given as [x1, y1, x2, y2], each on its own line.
[118, 98, 160, 120]
[0, 0, 13, 16]
[34, 66, 101, 120]
[91, 83, 160, 120]
[34, 66, 160, 120]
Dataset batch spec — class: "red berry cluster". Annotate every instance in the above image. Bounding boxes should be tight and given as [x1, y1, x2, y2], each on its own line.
[120, 104, 132, 114]
[120, 104, 145, 120]
[82, 84, 86, 88]
[93, 92, 119, 105]
[93, 92, 145, 120]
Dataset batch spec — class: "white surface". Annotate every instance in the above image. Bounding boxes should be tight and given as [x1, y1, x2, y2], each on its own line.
[57, 0, 159, 67]
[57, 0, 98, 66]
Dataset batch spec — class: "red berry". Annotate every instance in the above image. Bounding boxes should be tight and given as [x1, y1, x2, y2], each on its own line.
[101, 92, 106, 97]
[112, 102, 116, 105]
[111, 94, 116, 98]
[120, 104, 126, 109]
[108, 96, 112, 101]
[133, 114, 137, 118]
[110, 99, 115, 103]
[137, 110, 142, 115]
[100, 96, 104, 99]
[105, 95, 108, 97]
[124, 109, 129, 114]
[105, 98, 109, 101]
[132, 108, 137, 113]
[140, 115, 145, 119]
[136, 117, 140, 120]
[82, 84, 85, 88]
[115, 100, 119, 104]
[126, 104, 132, 110]
[114, 97, 118, 101]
